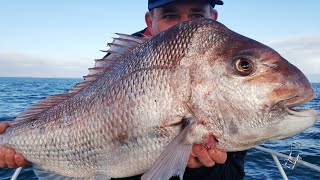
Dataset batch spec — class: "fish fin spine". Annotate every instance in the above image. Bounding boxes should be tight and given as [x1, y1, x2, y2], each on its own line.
[12, 34, 147, 125]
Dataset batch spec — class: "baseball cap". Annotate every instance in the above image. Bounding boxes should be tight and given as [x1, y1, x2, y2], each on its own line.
[148, 0, 224, 10]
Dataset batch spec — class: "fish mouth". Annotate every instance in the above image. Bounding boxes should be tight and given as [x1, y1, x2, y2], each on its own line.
[283, 91, 315, 108]
[273, 90, 316, 114]
[219, 91, 317, 152]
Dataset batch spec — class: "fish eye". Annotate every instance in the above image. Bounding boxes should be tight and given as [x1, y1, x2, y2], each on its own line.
[234, 58, 254, 76]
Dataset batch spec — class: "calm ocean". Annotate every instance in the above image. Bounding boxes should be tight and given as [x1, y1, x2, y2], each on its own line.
[0, 77, 319, 179]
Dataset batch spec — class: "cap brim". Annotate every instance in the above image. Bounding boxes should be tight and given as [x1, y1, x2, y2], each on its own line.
[215, 0, 224, 5]
[149, 0, 223, 10]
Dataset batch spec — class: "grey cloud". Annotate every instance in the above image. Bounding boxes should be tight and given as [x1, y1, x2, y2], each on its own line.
[266, 36, 320, 82]
[1, 35, 319, 82]
[0, 52, 93, 78]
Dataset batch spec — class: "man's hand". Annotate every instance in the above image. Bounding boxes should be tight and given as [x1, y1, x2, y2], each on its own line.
[0, 122, 30, 168]
[187, 144, 227, 168]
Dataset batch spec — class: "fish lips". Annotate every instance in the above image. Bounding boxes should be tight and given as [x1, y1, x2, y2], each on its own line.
[270, 90, 318, 139]
[274, 90, 318, 121]
[282, 90, 318, 123]
[271, 90, 316, 111]
[283, 90, 316, 109]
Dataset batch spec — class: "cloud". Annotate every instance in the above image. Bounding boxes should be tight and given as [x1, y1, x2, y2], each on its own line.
[1, 35, 319, 82]
[0, 52, 93, 78]
[266, 35, 320, 82]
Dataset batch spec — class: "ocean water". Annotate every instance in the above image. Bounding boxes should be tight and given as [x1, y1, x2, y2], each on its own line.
[0, 77, 319, 180]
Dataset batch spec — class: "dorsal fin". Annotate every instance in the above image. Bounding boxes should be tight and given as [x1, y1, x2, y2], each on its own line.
[12, 93, 74, 124]
[13, 34, 148, 125]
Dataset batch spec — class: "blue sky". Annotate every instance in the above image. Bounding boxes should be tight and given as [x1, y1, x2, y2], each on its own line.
[0, 0, 319, 82]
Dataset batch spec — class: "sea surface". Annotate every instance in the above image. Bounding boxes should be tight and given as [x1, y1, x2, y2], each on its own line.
[0, 77, 319, 180]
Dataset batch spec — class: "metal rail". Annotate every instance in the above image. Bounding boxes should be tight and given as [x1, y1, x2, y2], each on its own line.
[271, 154, 288, 180]
[10, 145, 320, 180]
[255, 145, 320, 173]
[255, 145, 320, 180]
[10, 167, 22, 180]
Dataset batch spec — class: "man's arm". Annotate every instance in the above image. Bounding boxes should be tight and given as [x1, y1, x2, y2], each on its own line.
[0, 122, 30, 168]
[0, 122, 226, 168]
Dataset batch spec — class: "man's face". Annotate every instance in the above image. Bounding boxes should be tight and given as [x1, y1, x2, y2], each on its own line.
[146, 2, 217, 35]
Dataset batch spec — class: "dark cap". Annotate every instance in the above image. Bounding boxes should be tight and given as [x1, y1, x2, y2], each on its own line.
[148, 0, 224, 10]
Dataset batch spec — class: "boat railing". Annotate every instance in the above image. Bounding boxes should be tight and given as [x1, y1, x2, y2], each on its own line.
[255, 143, 320, 180]
[10, 143, 320, 180]
[10, 167, 21, 180]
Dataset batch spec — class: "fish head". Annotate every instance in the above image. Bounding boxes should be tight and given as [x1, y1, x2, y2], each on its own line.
[184, 19, 318, 151]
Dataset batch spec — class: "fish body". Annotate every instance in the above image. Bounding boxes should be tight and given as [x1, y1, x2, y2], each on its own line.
[0, 19, 318, 179]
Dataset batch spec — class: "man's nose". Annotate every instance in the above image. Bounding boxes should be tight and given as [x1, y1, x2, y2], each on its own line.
[180, 16, 191, 22]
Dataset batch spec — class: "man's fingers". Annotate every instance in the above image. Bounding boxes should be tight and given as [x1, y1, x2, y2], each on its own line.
[187, 155, 202, 168]
[0, 122, 10, 134]
[192, 144, 215, 167]
[208, 149, 227, 164]
[14, 153, 30, 167]
[0, 122, 11, 167]
[0, 147, 7, 167]
[209, 149, 227, 164]
[5, 148, 17, 168]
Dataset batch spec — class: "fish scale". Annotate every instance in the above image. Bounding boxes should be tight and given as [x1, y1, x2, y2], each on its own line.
[0, 19, 317, 179]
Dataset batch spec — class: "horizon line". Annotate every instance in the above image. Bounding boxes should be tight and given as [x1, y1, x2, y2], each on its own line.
[0, 76, 319, 83]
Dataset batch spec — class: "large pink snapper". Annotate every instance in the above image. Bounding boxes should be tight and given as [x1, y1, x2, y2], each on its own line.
[0, 19, 317, 179]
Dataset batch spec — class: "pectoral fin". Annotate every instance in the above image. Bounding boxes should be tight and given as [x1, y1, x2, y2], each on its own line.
[141, 118, 194, 180]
